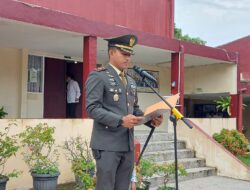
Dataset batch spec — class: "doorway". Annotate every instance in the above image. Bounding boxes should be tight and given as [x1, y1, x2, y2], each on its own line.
[44, 57, 83, 118]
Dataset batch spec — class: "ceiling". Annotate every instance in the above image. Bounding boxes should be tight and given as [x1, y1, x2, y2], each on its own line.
[0, 18, 232, 67]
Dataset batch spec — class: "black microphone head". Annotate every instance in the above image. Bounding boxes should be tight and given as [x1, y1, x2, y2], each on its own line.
[133, 66, 142, 74]
[133, 65, 157, 83]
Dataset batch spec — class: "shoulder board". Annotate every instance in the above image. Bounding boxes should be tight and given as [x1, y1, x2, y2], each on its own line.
[94, 67, 107, 72]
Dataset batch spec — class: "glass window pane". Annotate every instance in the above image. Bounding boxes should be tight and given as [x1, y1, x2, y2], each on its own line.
[27, 55, 43, 93]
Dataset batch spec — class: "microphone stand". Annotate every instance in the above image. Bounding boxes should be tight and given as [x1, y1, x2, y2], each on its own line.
[137, 76, 193, 190]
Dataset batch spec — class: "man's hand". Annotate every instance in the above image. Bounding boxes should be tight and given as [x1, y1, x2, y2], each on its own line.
[151, 115, 163, 127]
[122, 114, 144, 129]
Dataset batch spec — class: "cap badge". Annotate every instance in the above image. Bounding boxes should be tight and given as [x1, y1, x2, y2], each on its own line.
[129, 37, 136, 47]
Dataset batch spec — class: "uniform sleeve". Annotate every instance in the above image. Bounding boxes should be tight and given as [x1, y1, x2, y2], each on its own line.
[133, 88, 144, 116]
[85, 72, 122, 127]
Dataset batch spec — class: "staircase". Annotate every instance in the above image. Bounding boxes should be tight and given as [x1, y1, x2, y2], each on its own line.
[135, 130, 216, 188]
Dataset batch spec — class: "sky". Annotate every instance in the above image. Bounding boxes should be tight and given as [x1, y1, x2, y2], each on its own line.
[175, 0, 250, 47]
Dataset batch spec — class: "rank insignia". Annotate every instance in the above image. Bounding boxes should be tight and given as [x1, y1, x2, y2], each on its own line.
[94, 67, 106, 72]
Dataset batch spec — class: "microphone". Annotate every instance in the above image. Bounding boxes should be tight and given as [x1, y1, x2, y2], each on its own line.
[133, 66, 157, 83]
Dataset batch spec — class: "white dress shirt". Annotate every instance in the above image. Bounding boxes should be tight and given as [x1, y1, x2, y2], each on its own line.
[67, 79, 81, 103]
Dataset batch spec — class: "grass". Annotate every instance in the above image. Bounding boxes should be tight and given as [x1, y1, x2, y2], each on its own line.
[238, 153, 250, 167]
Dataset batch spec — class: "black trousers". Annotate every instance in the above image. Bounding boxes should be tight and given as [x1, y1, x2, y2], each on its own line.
[92, 150, 134, 190]
[67, 103, 77, 118]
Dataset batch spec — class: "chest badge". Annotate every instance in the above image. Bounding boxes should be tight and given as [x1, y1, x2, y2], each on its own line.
[113, 94, 119, 102]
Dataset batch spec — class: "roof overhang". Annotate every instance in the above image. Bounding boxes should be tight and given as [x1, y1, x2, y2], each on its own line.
[0, 0, 238, 67]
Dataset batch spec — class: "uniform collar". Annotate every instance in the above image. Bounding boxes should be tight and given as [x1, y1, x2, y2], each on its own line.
[109, 63, 123, 76]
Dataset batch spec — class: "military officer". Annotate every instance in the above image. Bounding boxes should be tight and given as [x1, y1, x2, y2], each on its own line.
[85, 34, 163, 190]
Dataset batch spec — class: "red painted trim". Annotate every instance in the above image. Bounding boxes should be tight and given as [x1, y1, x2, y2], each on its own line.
[169, 0, 175, 38]
[0, 0, 238, 63]
[188, 119, 250, 169]
[0, 0, 179, 52]
[180, 41, 238, 63]
[82, 36, 97, 118]
[230, 95, 238, 118]
[134, 139, 141, 163]
[179, 46, 184, 114]
[171, 50, 184, 114]
[230, 94, 243, 132]
[238, 94, 243, 132]
[219, 36, 250, 95]
[20, 0, 173, 39]
[171, 53, 179, 95]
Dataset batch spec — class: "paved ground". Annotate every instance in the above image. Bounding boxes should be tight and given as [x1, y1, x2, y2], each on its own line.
[150, 176, 250, 190]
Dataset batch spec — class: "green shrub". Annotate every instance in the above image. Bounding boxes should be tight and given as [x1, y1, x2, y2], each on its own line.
[0, 122, 22, 179]
[136, 158, 157, 189]
[62, 137, 95, 190]
[0, 106, 8, 119]
[19, 123, 59, 175]
[213, 129, 249, 156]
[247, 144, 250, 152]
[155, 163, 186, 189]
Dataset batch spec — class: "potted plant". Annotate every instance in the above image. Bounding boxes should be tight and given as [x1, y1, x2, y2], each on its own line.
[214, 96, 231, 116]
[154, 163, 187, 190]
[136, 158, 157, 190]
[0, 122, 21, 190]
[0, 107, 8, 119]
[19, 123, 60, 190]
[214, 96, 247, 117]
[62, 136, 95, 190]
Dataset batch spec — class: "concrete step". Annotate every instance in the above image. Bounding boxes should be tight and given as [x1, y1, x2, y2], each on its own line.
[149, 167, 216, 188]
[159, 158, 206, 169]
[141, 140, 186, 152]
[143, 149, 195, 162]
[135, 130, 174, 142]
[135, 130, 217, 188]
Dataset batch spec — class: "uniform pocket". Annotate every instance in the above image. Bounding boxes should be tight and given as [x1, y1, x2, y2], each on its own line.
[92, 149, 102, 160]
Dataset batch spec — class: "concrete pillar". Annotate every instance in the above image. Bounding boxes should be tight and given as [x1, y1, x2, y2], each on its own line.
[231, 94, 243, 132]
[171, 48, 184, 114]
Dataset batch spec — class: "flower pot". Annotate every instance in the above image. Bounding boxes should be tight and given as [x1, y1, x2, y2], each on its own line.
[31, 173, 60, 190]
[0, 177, 9, 190]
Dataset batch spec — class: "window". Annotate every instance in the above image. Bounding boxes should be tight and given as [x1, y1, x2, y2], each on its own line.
[27, 55, 44, 93]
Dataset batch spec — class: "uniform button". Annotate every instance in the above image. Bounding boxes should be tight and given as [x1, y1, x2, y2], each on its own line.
[126, 92, 129, 95]
[127, 103, 130, 106]
[105, 126, 108, 129]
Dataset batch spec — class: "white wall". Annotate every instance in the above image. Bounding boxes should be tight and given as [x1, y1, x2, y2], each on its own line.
[26, 93, 44, 118]
[185, 64, 237, 94]
[0, 119, 93, 190]
[0, 48, 22, 118]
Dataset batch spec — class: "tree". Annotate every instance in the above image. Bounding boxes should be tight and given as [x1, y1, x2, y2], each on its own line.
[174, 25, 207, 45]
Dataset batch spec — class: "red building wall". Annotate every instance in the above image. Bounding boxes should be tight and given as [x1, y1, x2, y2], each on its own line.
[20, 0, 174, 38]
[219, 36, 250, 94]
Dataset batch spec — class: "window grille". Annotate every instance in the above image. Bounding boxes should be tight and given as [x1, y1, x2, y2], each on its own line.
[27, 55, 44, 93]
